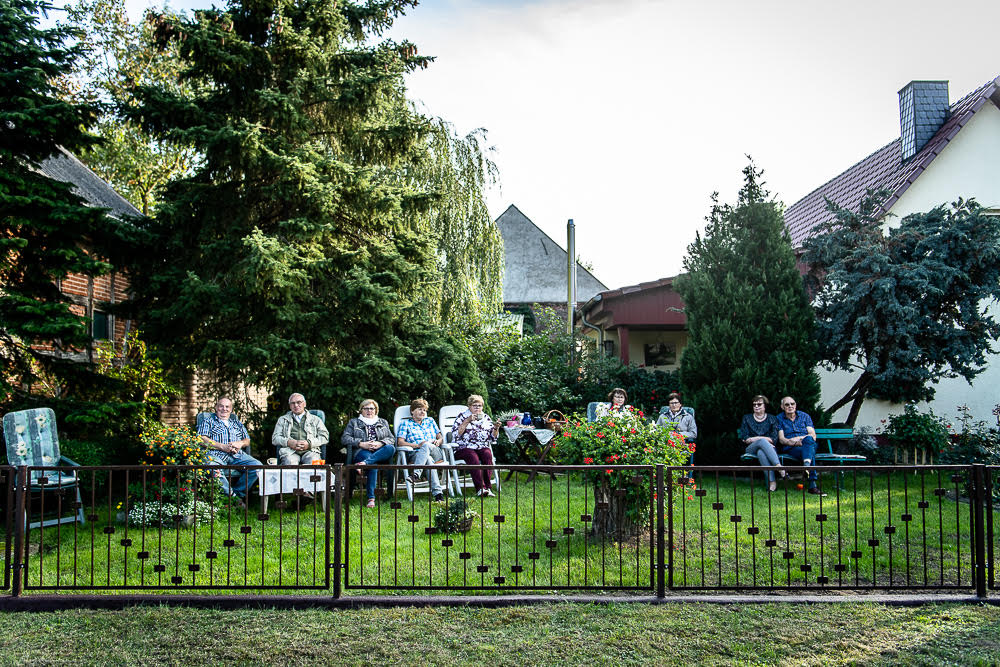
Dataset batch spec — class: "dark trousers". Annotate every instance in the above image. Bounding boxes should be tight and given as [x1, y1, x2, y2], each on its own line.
[781, 436, 819, 485]
[454, 447, 494, 490]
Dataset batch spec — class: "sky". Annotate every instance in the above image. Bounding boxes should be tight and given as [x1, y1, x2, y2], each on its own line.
[116, 0, 1000, 290]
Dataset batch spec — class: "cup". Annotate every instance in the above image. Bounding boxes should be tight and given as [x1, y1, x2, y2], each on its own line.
[266, 457, 277, 465]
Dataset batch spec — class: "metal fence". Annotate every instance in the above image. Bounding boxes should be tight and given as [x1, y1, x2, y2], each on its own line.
[0, 462, 996, 599]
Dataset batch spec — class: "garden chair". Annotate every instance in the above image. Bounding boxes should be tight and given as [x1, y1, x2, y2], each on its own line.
[587, 402, 602, 422]
[392, 405, 447, 502]
[438, 404, 500, 497]
[658, 405, 697, 466]
[2, 407, 85, 530]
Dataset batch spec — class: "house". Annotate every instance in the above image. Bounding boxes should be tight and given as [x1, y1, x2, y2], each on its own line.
[36, 147, 137, 362]
[575, 276, 688, 371]
[785, 75, 1000, 428]
[496, 205, 608, 331]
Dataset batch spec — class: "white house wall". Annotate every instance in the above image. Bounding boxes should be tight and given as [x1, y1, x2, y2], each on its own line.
[821, 101, 1000, 431]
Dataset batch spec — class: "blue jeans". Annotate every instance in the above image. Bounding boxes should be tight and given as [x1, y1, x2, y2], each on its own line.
[354, 444, 396, 500]
[402, 443, 445, 495]
[781, 436, 818, 485]
[207, 449, 262, 499]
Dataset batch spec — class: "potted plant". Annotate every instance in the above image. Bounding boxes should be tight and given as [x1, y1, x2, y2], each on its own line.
[434, 498, 478, 533]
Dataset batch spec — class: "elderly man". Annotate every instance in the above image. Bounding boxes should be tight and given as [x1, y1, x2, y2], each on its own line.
[776, 396, 822, 495]
[271, 393, 329, 465]
[198, 396, 262, 504]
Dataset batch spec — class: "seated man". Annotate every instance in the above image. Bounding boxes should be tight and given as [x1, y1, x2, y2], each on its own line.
[776, 396, 822, 495]
[198, 396, 262, 504]
[271, 392, 329, 465]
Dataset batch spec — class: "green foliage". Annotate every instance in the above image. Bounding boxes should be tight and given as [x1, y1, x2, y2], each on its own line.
[560, 406, 691, 525]
[803, 194, 1000, 425]
[882, 404, 950, 454]
[57, 0, 198, 215]
[938, 404, 1000, 466]
[0, 0, 113, 401]
[675, 161, 820, 464]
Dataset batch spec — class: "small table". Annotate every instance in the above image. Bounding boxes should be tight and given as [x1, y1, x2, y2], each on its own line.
[502, 426, 558, 481]
[258, 466, 330, 513]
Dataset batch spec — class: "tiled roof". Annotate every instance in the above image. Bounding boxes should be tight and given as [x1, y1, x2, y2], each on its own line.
[37, 147, 141, 220]
[784, 75, 1000, 247]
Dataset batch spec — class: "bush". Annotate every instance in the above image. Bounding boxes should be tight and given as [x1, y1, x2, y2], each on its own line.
[883, 404, 950, 454]
[128, 499, 217, 528]
[139, 423, 222, 505]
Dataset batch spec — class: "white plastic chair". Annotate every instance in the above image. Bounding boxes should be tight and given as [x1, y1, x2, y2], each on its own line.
[393, 405, 446, 502]
[438, 404, 501, 497]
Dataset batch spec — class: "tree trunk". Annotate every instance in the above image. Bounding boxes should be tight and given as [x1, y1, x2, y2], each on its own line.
[590, 479, 641, 541]
[824, 371, 874, 427]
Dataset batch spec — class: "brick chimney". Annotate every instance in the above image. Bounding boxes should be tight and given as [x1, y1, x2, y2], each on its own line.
[898, 80, 949, 162]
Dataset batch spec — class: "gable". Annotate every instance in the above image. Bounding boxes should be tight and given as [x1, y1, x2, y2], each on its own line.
[497, 204, 609, 304]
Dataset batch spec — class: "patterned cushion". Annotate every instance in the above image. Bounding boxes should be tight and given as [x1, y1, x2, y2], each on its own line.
[3, 407, 61, 467]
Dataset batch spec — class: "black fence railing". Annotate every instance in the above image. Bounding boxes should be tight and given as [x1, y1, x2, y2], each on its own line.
[0, 463, 996, 599]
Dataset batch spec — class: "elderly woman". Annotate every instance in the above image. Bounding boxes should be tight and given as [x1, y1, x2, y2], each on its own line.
[656, 392, 697, 441]
[450, 394, 497, 497]
[595, 387, 630, 418]
[396, 398, 446, 502]
[740, 394, 786, 492]
[340, 398, 396, 508]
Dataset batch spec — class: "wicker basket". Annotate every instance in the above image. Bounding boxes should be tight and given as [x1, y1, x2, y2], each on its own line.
[544, 409, 568, 432]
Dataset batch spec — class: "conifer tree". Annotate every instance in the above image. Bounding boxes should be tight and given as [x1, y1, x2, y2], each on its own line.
[0, 0, 112, 401]
[119, 0, 488, 416]
[675, 162, 821, 464]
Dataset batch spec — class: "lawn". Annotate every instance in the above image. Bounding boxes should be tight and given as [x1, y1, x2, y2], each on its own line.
[0, 602, 999, 664]
[5, 465, 997, 596]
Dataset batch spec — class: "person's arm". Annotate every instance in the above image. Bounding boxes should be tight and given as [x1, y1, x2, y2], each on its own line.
[396, 420, 411, 448]
[311, 416, 329, 452]
[807, 426, 817, 439]
[431, 419, 443, 446]
[685, 413, 697, 440]
[777, 428, 791, 446]
[341, 420, 364, 449]
[454, 411, 472, 438]
[375, 420, 394, 448]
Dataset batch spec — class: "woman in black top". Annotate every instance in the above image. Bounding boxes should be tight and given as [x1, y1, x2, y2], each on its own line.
[739, 395, 785, 491]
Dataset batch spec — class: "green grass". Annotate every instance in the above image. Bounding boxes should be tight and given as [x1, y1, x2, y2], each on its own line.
[1, 602, 1000, 664]
[6, 467, 997, 595]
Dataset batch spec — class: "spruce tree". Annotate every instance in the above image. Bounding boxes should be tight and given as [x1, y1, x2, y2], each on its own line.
[120, 0, 487, 418]
[675, 162, 821, 464]
[0, 0, 112, 401]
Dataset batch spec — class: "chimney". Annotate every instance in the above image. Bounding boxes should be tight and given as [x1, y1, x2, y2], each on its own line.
[898, 80, 949, 162]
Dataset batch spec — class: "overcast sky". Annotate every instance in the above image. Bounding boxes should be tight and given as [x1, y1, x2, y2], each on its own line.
[120, 0, 1000, 289]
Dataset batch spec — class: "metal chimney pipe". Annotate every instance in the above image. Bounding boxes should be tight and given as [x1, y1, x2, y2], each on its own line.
[567, 219, 576, 334]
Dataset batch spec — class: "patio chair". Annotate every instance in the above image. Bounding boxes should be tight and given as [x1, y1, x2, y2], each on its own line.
[392, 406, 447, 502]
[658, 405, 697, 466]
[2, 407, 85, 530]
[438, 404, 501, 497]
[587, 402, 602, 422]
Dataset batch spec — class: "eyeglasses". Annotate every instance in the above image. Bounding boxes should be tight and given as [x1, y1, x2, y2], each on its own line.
[361, 406, 376, 411]
[752, 402, 764, 407]
[290, 400, 305, 405]
[782, 402, 796, 407]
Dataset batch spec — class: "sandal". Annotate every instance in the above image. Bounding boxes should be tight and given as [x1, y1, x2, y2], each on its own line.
[366, 498, 376, 509]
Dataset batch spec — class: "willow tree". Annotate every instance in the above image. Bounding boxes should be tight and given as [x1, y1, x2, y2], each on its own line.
[117, 0, 490, 418]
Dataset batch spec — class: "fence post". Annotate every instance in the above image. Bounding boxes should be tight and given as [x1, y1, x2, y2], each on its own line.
[332, 464, 343, 599]
[656, 464, 665, 598]
[973, 464, 988, 599]
[11, 466, 27, 597]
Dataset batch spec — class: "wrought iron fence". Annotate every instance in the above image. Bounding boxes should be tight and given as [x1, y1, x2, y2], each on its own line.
[0, 462, 996, 599]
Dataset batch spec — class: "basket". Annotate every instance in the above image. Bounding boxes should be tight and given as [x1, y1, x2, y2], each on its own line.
[544, 409, 568, 432]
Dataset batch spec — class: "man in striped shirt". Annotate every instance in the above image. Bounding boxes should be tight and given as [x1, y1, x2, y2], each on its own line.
[198, 396, 261, 504]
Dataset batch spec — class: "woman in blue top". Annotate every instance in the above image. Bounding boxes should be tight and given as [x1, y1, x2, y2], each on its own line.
[739, 395, 785, 492]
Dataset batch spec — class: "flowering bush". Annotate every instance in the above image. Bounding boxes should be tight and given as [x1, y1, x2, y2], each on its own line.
[128, 500, 217, 528]
[560, 406, 692, 535]
[882, 404, 950, 454]
[140, 423, 220, 504]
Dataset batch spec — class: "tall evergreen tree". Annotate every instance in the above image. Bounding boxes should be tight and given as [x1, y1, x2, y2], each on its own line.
[675, 162, 820, 464]
[0, 0, 112, 401]
[119, 0, 487, 418]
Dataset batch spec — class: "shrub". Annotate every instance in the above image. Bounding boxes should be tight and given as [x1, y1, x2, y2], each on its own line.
[883, 404, 950, 454]
[128, 499, 216, 527]
[560, 406, 691, 537]
[139, 423, 222, 505]
[433, 498, 478, 533]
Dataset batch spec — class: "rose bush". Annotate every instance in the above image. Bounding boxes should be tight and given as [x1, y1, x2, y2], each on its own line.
[560, 406, 692, 538]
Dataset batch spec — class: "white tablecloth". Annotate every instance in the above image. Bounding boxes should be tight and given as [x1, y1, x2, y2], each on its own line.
[259, 467, 330, 496]
[503, 426, 557, 446]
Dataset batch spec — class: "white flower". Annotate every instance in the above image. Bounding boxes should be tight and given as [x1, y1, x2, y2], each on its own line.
[15, 444, 27, 459]
[42, 455, 53, 464]
[15, 424, 25, 434]
[34, 414, 46, 429]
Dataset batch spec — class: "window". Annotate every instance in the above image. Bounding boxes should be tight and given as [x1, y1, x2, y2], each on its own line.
[92, 311, 110, 340]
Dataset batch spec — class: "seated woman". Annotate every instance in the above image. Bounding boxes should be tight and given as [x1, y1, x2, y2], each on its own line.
[656, 392, 697, 442]
[595, 387, 630, 418]
[450, 394, 497, 497]
[739, 394, 785, 492]
[340, 398, 396, 508]
[396, 398, 446, 502]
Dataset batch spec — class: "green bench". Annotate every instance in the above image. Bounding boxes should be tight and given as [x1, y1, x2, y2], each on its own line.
[740, 427, 867, 467]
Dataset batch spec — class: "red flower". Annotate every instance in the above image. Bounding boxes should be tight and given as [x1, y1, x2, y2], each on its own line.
[583, 457, 594, 464]
[638, 411, 644, 418]
[688, 443, 696, 452]
[622, 436, 627, 443]
[607, 421, 613, 426]
[605, 469, 613, 474]
[596, 432, 604, 438]
[630, 429, 637, 434]
[562, 431, 571, 437]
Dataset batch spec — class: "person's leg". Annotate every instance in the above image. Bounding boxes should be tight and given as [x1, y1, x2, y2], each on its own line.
[478, 447, 495, 491]
[299, 451, 318, 465]
[747, 441, 775, 483]
[801, 436, 819, 486]
[455, 448, 484, 491]
[230, 450, 262, 498]
[278, 448, 300, 466]
[409, 443, 430, 482]
[353, 448, 377, 500]
[206, 452, 233, 497]
[363, 444, 396, 499]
